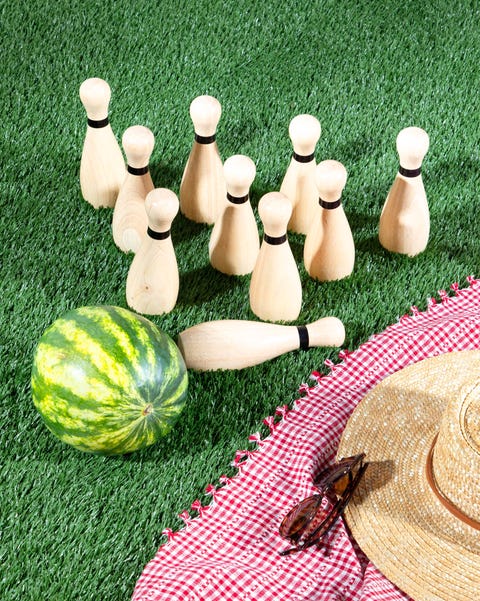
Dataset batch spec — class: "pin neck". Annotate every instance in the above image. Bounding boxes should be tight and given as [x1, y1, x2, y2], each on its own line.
[227, 192, 249, 204]
[264, 233, 287, 245]
[147, 227, 170, 240]
[195, 133, 216, 144]
[319, 197, 342, 210]
[293, 151, 315, 163]
[127, 165, 149, 176]
[399, 165, 422, 178]
[87, 117, 109, 128]
[297, 326, 309, 350]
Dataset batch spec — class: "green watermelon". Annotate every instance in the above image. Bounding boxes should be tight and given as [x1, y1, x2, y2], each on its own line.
[31, 305, 188, 455]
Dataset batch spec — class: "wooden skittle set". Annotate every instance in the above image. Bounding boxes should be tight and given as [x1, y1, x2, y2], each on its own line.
[79, 77, 430, 371]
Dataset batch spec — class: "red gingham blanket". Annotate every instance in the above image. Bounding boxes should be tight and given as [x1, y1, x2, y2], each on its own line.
[132, 276, 480, 601]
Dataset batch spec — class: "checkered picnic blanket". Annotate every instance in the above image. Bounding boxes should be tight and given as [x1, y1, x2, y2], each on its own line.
[132, 276, 480, 601]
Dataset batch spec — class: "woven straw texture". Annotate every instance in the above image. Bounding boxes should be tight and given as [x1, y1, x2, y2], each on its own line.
[338, 351, 480, 601]
[433, 376, 480, 525]
[132, 277, 480, 601]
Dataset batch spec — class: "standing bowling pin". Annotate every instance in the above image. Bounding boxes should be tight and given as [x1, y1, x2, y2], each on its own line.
[179, 95, 226, 224]
[112, 125, 155, 253]
[209, 155, 259, 275]
[249, 192, 302, 322]
[177, 316, 345, 371]
[79, 78, 126, 208]
[280, 114, 321, 234]
[379, 127, 430, 256]
[304, 160, 355, 281]
[126, 188, 179, 315]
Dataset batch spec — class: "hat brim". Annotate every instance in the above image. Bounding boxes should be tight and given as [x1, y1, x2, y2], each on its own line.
[337, 350, 480, 601]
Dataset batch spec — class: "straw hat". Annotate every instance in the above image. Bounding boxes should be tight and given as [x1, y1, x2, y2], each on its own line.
[337, 350, 480, 601]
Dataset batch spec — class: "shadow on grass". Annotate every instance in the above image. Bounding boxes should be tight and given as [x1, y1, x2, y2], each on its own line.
[354, 231, 385, 255]
[333, 134, 387, 167]
[150, 161, 184, 192]
[220, 116, 266, 156]
[289, 237, 305, 264]
[171, 212, 211, 246]
[428, 156, 479, 188]
[177, 264, 245, 307]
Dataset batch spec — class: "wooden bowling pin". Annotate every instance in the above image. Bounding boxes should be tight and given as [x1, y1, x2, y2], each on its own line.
[79, 78, 126, 208]
[379, 126, 430, 256]
[112, 125, 155, 253]
[304, 160, 355, 281]
[209, 154, 259, 275]
[179, 95, 226, 224]
[280, 114, 321, 234]
[249, 192, 302, 322]
[126, 188, 179, 315]
[177, 316, 345, 371]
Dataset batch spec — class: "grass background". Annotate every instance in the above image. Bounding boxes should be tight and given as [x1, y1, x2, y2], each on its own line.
[2, 0, 480, 599]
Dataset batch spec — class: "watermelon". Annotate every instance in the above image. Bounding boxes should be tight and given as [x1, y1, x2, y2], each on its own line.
[31, 305, 188, 455]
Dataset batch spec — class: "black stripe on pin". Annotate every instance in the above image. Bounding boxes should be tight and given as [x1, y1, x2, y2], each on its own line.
[87, 117, 109, 128]
[297, 326, 309, 350]
[264, 233, 287, 245]
[127, 165, 149, 176]
[399, 165, 422, 177]
[147, 227, 170, 240]
[227, 192, 249, 204]
[319, 197, 342, 210]
[195, 133, 216, 144]
[293, 151, 315, 163]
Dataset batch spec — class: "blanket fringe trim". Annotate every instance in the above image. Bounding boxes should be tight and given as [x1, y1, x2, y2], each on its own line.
[160, 275, 478, 545]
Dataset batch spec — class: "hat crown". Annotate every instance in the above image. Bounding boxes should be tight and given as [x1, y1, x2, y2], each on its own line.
[432, 381, 480, 524]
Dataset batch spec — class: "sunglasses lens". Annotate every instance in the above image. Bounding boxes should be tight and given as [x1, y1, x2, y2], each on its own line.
[295, 504, 331, 545]
[314, 453, 365, 491]
[332, 472, 353, 496]
[279, 495, 322, 541]
[279, 454, 368, 555]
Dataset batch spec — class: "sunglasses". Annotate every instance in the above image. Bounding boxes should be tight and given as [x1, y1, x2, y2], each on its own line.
[278, 453, 368, 556]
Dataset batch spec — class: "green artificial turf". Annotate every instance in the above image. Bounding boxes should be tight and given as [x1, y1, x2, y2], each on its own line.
[2, 0, 480, 598]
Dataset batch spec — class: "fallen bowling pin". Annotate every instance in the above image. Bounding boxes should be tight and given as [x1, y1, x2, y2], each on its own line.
[79, 77, 126, 208]
[177, 316, 345, 371]
[126, 188, 179, 315]
[379, 126, 430, 256]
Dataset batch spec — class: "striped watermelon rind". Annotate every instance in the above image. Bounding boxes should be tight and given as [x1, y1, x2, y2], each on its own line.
[31, 305, 188, 455]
